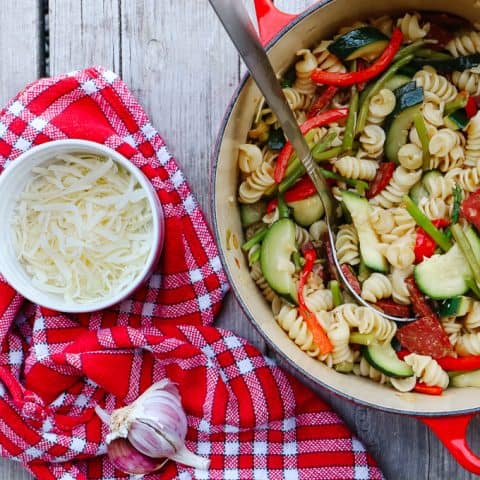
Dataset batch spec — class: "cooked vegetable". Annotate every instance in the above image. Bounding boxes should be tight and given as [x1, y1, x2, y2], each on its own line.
[438, 356, 480, 372]
[260, 219, 297, 303]
[242, 227, 268, 252]
[438, 296, 473, 317]
[267, 128, 286, 150]
[289, 196, 324, 227]
[414, 219, 450, 264]
[342, 90, 359, 153]
[308, 86, 339, 118]
[412, 54, 480, 72]
[311, 28, 404, 87]
[413, 112, 430, 169]
[413, 384, 444, 395]
[328, 27, 389, 61]
[461, 188, 480, 231]
[274, 109, 349, 183]
[385, 86, 424, 162]
[329, 280, 343, 306]
[341, 191, 388, 272]
[450, 369, 480, 387]
[363, 342, 414, 378]
[444, 109, 469, 130]
[240, 202, 266, 227]
[366, 162, 396, 199]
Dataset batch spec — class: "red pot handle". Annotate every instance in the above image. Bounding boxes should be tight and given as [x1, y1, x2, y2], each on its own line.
[420, 414, 480, 474]
[253, 0, 298, 46]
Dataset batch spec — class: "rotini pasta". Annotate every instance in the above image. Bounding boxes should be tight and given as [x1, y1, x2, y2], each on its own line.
[238, 162, 276, 204]
[334, 156, 378, 181]
[381, 236, 416, 269]
[414, 67, 458, 103]
[441, 316, 463, 346]
[465, 301, 480, 331]
[335, 224, 360, 266]
[251, 262, 278, 303]
[396, 12, 430, 43]
[370, 167, 422, 208]
[404, 353, 449, 389]
[305, 289, 334, 313]
[452, 70, 480, 96]
[361, 273, 393, 303]
[445, 165, 480, 194]
[456, 332, 480, 356]
[369, 15, 394, 36]
[423, 173, 453, 200]
[418, 197, 450, 220]
[428, 128, 465, 172]
[359, 125, 385, 158]
[446, 31, 480, 57]
[366, 89, 396, 125]
[389, 266, 413, 305]
[293, 49, 318, 96]
[238, 144, 263, 174]
[465, 111, 480, 166]
[398, 143, 423, 170]
[353, 356, 389, 384]
[295, 225, 312, 249]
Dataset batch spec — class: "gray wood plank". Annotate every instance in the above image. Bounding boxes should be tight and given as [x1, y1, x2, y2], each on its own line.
[0, 0, 43, 106]
[0, 0, 43, 477]
[49, 0, 120, 75]
[119, 0, 266, 351]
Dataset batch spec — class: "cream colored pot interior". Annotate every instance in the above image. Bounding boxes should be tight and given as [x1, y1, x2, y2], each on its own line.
[214, 0, 480, 415]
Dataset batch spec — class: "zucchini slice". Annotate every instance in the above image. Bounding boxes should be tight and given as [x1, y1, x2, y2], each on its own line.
[260, 218, 298, 303]
[444, 109, 469, 131]
[438, 296, 473, 317]
[240, 202, 266, 227]
[328, 27, 389, 61]
[451, 369, 480, 387]
[287, 195, 324, 227]
[363, 343, 414, 378]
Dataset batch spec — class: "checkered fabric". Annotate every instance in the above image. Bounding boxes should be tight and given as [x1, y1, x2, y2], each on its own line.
[0, 67, 384, 480]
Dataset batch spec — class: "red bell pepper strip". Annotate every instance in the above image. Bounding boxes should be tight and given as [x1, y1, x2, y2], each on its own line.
[307, 86, 339, 119]
[466, 95, 478, 119]
[437, 355, 480, 372]
[413, 383, 443, 395]
[461, 187, 480, 231]
[366, 162, 396, 199]
[414, 219, 450, 264]
[298, 249, 333, 355]
[266, 175, 317, 212]
[310, 28, 404, 87]
[273, 108, 349, 183]
[396, 349, 410, 360]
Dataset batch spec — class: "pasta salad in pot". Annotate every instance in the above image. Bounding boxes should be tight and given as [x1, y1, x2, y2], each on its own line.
[237, 11, 480, 395]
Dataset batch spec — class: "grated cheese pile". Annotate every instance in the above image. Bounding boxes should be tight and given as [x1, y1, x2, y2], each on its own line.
[12, 153, 153, 303]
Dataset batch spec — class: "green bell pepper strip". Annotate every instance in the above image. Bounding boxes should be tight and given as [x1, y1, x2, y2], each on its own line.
[277, 194, 290, 219]
[404, 195, 452, 252]
[450, 224, 480, 287]
[342, 90, 359, 153]
[329, 280, 343, 307]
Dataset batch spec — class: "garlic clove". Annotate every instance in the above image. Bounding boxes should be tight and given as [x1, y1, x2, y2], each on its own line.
[170, 444, 211, 470]
[128, 419, 177, 458]
[107, 437, 166, 475]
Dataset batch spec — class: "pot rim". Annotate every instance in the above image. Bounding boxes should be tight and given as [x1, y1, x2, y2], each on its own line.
[210, 0, 480, 417]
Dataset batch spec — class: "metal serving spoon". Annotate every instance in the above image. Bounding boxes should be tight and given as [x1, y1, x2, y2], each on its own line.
[209, 0, 414, 323]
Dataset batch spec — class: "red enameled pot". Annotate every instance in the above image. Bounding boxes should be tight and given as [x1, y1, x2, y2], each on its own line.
[211, 0, 480, 473]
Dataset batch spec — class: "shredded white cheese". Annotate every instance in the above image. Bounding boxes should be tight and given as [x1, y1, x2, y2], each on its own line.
[12, 153, 153, 303]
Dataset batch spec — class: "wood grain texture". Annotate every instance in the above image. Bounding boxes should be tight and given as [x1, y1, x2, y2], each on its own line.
[0, 0, 479, 478]
[0, 0, 42, 107]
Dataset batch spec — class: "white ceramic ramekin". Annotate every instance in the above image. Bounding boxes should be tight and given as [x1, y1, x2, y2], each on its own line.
[0, 139, 164, 313]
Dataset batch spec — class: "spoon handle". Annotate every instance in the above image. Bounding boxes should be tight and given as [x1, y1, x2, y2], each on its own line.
[208, 0, 334, 220]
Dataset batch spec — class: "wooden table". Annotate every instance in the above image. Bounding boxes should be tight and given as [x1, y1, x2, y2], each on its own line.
[1, 1, 479, 479]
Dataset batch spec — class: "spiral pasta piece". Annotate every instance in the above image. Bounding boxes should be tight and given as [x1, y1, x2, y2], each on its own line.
[335, 224, 360, 266]
[359, 125, 385, 158]
[369, 207, 395, 236]
[429, 128, 465, 172]
[354, 356, 389, 384]
[464, 301, 480, 331]
[293, 49, 318, 96]
[418, 197, 450, 220]
[324, 316, 354, 365]
[275, 305, 320, 357]
[361, 273, 393, 303]
[446, 31, 480, 57]
[370, 166, 422, 208]
[465, 111, 480, 166]
[262, 208, 279, 225]
[389, 266, 413, 305]
[295, 225, 312, 249]
[309, 220, 328, 244]
[332, 304, 397, 343]
[404, 353, 449, 389]
[441, 316, 463, 346]
[366, 89, 396, 125]
[374, 207, 415, 244]
[398, 143, 423, 170]
[381, 236, 416, 269]
[409, 121, 438, 148]
[423, 173, 453, 200]
[452, 70, 480, 96]
[262, 146, 279, 165]
[238, 162, 275, 204]
[304, 289, 334, 313]
[414, 67, 458, 103]
[283, 87, 313, 112]
[423, 101, 445, 127]
[456, 332, 480, 356]
[334, 156, 378, 181]
[445, 165, 480, 194]
[250, 262, 278, 303]
[397, 12, 430, 43]
[238, 144, 263, 174]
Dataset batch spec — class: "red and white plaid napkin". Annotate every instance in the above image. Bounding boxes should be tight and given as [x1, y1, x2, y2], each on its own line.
[0, 67, 384, 480]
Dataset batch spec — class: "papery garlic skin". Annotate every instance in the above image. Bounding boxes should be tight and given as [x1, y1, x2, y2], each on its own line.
[95, 378, 210, 473]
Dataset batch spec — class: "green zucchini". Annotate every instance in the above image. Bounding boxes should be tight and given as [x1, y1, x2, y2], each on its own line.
[260, 219, 298, 303]
[444, 109, 470, 131]
[341, 191, 388, 272]
[240, 202, 266, 228]
[383, 74, 411, 92]
[438, 296, 473, 317]
[411, 54, 480, 73]
[451, 369, 480, 387]
[363, 343, 414, 378]
[445, 92, 469, 116]
[287, 195, 324, 227]
[410, 182, 428, 205]
[385, 87, 424, 162]
[328, 27, 389, 61]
